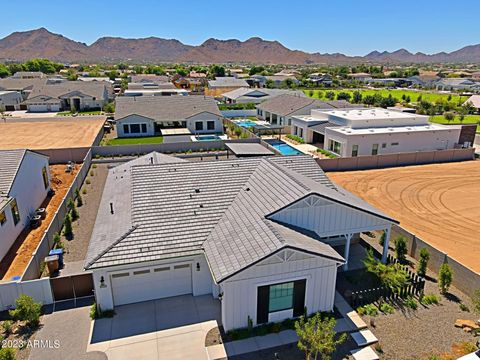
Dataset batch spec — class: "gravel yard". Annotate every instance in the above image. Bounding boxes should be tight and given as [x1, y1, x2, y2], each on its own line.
[62, 164, 109, 264]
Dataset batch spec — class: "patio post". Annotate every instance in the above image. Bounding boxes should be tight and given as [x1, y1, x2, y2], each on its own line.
[381, 226, 391, 263]
[343, 233, 353, 271]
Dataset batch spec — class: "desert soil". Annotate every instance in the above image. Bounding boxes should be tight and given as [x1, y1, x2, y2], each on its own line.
[0, 118, 104, 149]
[0, 164, 79, 280]
[328, 161, 480, 272]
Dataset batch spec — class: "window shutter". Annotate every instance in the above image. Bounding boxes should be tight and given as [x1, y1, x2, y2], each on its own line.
[293, 279, 306, 317]
[256, 285, 269, 324]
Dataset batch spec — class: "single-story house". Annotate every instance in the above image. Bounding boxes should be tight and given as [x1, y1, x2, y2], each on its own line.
[256, 94, 356, 128]
[23, 82, 110, 112]
[250, 75, 300, 88]
[114, 95, 223, 137]
[222, 88, 306, 104]
[0, 78, 47, 104]
[129, 75, 170, 84]
[205, 77, 250, 97]
[291, 108, 463, 157]
[84, 153, 396, 331]
[0, 150, 50, 263]
[464, 95, 480, 111]
[12, 71, 46, 79]
[407, 75, 440, 88]
[347, 73, 373, 82]
[0, 91, 24, 111]
[308, 73, 333, 86]
[435, 78, 480, 91]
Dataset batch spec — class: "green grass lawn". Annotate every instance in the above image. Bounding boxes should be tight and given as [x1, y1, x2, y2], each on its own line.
[304, 89, 469, 104]
[429, 115, 480, 132]
[106, 136, 164, 145]
[57, 110, 103, 116]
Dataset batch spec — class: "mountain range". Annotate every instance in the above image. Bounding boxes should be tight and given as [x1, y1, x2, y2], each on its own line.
[1, 28, 480, 64]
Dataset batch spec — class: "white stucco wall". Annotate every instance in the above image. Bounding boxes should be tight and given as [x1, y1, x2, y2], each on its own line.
[186, 112, 223, 134]
[220, 249, 340, 331]
[0, 152, 50, 262]
[92, 254, 213, 310]
[116, 115, 155, 138]
[324, 127, 462, 157]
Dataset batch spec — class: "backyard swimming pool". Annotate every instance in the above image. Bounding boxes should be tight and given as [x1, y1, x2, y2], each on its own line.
[234, 120, 258, 128]
[266, 140, 303, 156]
[191, 134, 228, 141]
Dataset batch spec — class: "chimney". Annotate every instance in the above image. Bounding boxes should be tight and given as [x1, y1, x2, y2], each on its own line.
[110, 202, 114, 214]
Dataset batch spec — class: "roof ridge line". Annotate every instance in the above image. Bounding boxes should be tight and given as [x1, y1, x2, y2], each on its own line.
[85, 225, 138, 269]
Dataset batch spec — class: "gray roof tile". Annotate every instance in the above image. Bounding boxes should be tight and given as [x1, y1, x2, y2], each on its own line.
[0, 149, 26, 197]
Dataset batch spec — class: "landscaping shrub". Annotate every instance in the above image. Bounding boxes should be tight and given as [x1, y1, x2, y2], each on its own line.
[472, 288, 480, 314]
[459, 303, 470, 312]
[379, 302, 395, 314]
[63, 214, 73, 239]
[438, 263, 453, 294]
[2, 321, 12, 336]
[316, 148, 338, 159]
[357, 304, 378, 316]
[0, 348, 16, 360]
[417, 248, 430, 277]
[234, 128, 242, 137]
[89, 170, 94, 177]
[285, 134, 305, 144]
[90, 303, 115, 320]
[420, 294, 440, 306]
[85, 178, 91, 185]
[271, 322, 281, 333]
[395, 236, 408, 263]
[379, 231, 385, 247]
[403, 296, 418, 310]
[363, 248, 409, 291]
[82, 188, 87, 195]
[67, 198, 79, 221]
[92, 164, 97, 169]
[9, 294, 41, 328]
[75, 188, 83, 207]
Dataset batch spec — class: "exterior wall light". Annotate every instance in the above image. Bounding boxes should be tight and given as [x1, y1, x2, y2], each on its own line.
[196, 262, 200, 271]
[218, 292, 223, 301]
[100, 276, 107, 288]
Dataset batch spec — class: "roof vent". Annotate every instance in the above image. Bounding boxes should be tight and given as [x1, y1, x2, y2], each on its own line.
[199, 204, 204, 208]
[245, 187, 250, 191]
[195, 188, 200, 193]
[150, 157, 153, 164]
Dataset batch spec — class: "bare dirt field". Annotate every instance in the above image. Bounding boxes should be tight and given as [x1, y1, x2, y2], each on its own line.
[0, 164, 79, 280]
[0, 118, 104, 149]
[328, 160, 480, 272]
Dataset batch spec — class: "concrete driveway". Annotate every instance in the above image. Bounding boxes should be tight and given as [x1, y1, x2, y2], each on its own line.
[88, 295, 221, 360]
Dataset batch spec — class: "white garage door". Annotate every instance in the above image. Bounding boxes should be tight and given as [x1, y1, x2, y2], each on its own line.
[28, 104, 49, 112]
[111, 263, 192, 306]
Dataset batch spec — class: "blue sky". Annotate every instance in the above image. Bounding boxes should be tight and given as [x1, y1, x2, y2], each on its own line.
[2, 0, 479, 56]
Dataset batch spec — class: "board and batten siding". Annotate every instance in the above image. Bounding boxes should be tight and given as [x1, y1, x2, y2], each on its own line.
[186, 112, 224, 134]
[269, 195, 391, 238]
[220, 249, 340, 331]
[116, 115, 155, 138]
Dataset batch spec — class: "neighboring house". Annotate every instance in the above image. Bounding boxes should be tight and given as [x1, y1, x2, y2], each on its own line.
[114, 95, 223, 137]
[471, 72, 480, 81]
[250, 75, 300, 88]
[464, 95, 480, 111]
[23, 82, 110, 112]
[11, 71, 46, 79]
[407, 75, 441, 88]
[77, 77, 113, 83]
[0, 150, 50, 263]
[0, 78, 47, 103]
[347, 73, 373, 82]
[256, 94, 356, 127]
[368, 78, 412, 87]
[85, 153, 396, 331]
[129, 75, 170, 84]
[0, 91, 24, 111]
[291, 108, 463, 157]
[308, 73, 333, 86]
[206, 77, 250, 97]
[222, 88, 305, 104]
[128, 81, 176, 90]
[435, 78, 480, 91]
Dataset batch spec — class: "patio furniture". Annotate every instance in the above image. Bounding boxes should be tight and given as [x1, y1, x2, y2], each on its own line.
[30, 214, 42, 228]
[35, 207, 46, 219]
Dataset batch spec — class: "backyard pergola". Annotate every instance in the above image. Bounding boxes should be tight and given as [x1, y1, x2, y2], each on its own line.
[251, 124, 285, 139]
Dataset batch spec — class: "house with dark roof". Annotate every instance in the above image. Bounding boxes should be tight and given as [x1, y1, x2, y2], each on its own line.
[114, 96, 224, 138]
[0, 150, 50, 263]
[222, 87, 305, 104]
[85, 153, 396, 331]
[256, 94, 356, 128]
[23, 81, 110, 112]
[206, 77, 250, 97]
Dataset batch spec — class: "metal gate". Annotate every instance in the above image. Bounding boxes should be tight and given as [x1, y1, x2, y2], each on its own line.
[50, 273, 94, 305]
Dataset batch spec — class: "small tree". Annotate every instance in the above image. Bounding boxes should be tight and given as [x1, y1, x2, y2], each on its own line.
[0, 348, 16, 360]
[395, 236, 408, 263]
[63, 214, 73, 239]
[9, 294, 42, 328]
[379, 231, 386, 247]
[67, 198, 79, 221]
[295, 312, 347, 360]
[364, 249, 409, 292]
[438, 263, 453, 294]
[417, 248, 430, 277]
[443, 111, 455, 122]
[471, 288, 480, 314]
[75, 188, 83, 207]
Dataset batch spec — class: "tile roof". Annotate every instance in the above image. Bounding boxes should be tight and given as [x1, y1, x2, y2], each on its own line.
[85, 153, 396, 282]
[256, 94, 355, 116]
[0, 149, 26, 197]
[221, 87, 306, 101]
[114, 95, 222, 122]
[208, 77, 249, 88]
[25, 81, 109, 102]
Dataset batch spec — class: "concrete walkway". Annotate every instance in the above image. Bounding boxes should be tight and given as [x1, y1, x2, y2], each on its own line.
[87, 295, 221, 360]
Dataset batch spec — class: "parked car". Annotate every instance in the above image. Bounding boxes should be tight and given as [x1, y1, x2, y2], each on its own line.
[458, 349, 480, 360]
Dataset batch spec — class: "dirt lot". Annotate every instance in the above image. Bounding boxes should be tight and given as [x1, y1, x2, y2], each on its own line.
[328, 161, 480, 272]
[0, 165, 79, 280]
[0, 118, 104, 149]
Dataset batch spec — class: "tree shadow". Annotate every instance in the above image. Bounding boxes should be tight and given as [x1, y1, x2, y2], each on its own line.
[443, 292, 461, 303]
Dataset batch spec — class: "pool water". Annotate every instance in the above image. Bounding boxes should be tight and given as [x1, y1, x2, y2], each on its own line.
[235, 120, 257, 128]
[196, 135, 221, 141]
[266, 140, 303, 156]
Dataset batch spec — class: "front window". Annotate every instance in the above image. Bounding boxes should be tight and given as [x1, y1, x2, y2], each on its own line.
[130, 124, 140, 133]
[0, 211, 6, 226]
[123, 124, 130, 134]
[42, 166, 49, 189]
[372, 143, 379, 155]
[328, 139, 342, 155]
[141, 124, 147, 133]
[207, 121, 215, 130]
[195, 121, 203, 131]
[269, 282, 294, 312]
[351, 145, 358, 157]
[11, 199, 20, 226]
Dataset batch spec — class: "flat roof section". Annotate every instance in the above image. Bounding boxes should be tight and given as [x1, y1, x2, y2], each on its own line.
[161, 128, 192, 136]
[327, 123, 462, 136]
[319, 108, 426, 121]
[225, 142, 274, 157]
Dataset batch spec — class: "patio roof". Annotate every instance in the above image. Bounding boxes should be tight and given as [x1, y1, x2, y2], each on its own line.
[225, 142, 274, 157]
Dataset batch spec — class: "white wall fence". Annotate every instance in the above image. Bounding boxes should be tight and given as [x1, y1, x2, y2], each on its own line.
[221, 109, 257, 118]
[0, 278, 53, 311]
[317, 148, 475, 172]
[392, 225, 480, 297]
[21, 149, 93, 281]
